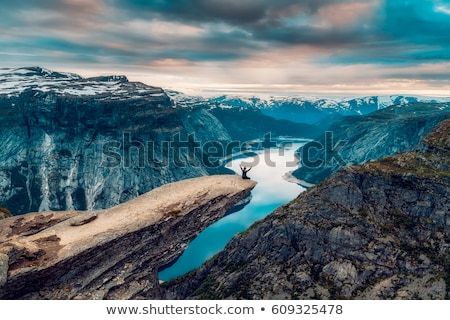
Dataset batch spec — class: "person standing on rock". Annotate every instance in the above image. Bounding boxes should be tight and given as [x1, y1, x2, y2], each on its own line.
[240, 165, 252, 180]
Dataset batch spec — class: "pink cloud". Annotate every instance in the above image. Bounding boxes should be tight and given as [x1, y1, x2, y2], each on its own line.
[317, 1, 379, 28]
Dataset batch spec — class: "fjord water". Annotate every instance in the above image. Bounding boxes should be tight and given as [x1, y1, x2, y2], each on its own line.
[158, 140, 307, 281]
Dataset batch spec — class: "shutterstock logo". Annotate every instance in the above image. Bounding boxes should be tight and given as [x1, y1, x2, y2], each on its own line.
[99, 132, 347, 169]
[300, 132, 347, 168]
[101, 132, 252, 169]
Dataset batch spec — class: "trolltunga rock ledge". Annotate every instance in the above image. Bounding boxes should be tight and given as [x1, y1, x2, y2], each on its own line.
[0, 175, 256, 299]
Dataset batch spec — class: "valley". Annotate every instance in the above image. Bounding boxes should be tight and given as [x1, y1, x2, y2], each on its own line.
[0, 67, 449, 300]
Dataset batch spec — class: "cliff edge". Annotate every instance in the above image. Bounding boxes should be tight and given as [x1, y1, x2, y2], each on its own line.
[165, 120, 450, 300]
[0, 175, 256, 299]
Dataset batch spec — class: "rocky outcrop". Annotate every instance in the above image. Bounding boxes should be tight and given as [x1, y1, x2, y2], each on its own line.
[164, 121, 450, 300]
[0, 175, 256, 299]
[293, 103, 450, 185]
[0, 67, 232, 215]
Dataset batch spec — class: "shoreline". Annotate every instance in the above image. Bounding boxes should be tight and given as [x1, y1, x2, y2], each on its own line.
[283, 170, 315, 188]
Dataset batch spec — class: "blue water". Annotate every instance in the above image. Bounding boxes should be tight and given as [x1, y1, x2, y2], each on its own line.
[158, 142, 306, 281]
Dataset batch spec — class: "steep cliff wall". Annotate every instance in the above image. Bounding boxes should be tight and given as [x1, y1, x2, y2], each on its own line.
[0, 68, 232, 215]
[165, 121, 450, 300]
[0, 175, 256, 299]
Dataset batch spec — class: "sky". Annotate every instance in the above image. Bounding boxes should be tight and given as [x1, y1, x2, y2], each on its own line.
[1, 0, 450, 96]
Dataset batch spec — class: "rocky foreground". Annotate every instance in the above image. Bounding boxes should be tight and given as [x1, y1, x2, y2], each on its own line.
[164, 120, 450, 299]
[0, 175, 255, 299]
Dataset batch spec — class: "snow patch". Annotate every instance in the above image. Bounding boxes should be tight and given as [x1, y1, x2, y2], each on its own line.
[0, 67, 166, 100]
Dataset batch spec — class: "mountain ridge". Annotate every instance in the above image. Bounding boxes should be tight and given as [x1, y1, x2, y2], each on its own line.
[167, 89, 450, 124]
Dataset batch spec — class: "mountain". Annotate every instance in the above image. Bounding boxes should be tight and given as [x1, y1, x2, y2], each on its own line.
[293, 102, 450, 185]
[208, 107, 322, 142]
[164, 120, 450, 300]
[259, 95, 450, 124]
[166, 90, 323, 141]
[0, 67, 330, 216]
[0, 67, 233, 215]
[0, 175, 256, 299]
[167, 91, 450, 124]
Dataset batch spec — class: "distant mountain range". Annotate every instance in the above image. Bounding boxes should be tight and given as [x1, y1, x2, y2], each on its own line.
[167, 90, 450, 124]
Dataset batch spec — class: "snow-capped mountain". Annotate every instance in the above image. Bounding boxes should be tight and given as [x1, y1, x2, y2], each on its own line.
[0, 66, 167, 101]
[166, 90, 450, 124]
[232, 95, 450, 124]
[0, 67, 231, 215]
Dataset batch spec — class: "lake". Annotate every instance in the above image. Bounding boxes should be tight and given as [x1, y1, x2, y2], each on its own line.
[158, 139, 308, 281]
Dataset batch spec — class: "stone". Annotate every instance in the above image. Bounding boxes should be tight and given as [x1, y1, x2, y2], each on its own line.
[0, 175, 256, 299]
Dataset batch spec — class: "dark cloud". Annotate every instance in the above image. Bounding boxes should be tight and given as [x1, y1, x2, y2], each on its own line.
[1, 0, 450, 91]
[3, 0, 450, 57]
[0, 0, 105, 30]
[108, 0, 354, 25]
[94, 0, 386, 62]
[347, 0, 450, 63]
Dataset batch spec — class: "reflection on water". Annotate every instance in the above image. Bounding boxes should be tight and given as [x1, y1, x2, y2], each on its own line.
[158, 141, 307, 281]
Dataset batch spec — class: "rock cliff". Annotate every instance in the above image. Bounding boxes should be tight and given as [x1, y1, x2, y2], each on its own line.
[164, 120, 450, 300]
[0, 67, 232, 215]
[293, 103, 450, 185]
[0, 175, 256, 299]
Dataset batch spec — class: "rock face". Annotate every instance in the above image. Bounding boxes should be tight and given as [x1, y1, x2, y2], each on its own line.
[293, 103, 450, 185]
[164, 121, 450, 300]
[0, 175, 256, 299]
[0, 67, 232, 215]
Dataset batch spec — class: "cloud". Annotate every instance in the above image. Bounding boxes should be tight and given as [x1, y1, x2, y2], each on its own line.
[1, 0, 450, 94]
[108, 0, 380, 46]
